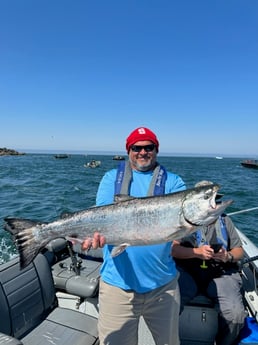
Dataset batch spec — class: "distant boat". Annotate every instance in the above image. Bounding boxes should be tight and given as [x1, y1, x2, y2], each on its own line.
[84, 160, 101, 168]
[215, 156, 223, 160]
[241, 159, 258, 169]
[112, 155, 125, 161]
[54, 154, 69, 159]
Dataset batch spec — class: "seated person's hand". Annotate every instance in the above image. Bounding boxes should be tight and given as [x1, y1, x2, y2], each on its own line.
[212, 247, 228, 262]
[82, 232, 106, 250]
[196, 245, 214, 260]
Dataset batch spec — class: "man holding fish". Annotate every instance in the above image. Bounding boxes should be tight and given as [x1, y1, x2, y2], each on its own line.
[83, 126, 185, 345]
[5, 127, 232, 345]
[81, 127, 230, 345]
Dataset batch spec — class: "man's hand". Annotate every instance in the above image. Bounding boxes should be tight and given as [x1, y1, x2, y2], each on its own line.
[82, 232, 106, 250]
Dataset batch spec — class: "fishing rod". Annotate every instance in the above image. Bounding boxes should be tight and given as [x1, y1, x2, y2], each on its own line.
[241, 255, 258, 265]
[227, 206, 258, 216]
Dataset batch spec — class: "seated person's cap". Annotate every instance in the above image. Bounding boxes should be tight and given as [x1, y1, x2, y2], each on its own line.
[126, 127, 159, 153]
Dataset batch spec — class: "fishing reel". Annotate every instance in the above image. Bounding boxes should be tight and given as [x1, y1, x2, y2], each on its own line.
[66, 240, 83, 275]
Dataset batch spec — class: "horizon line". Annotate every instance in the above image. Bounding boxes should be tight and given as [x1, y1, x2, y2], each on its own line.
[8, 148, 256, 159]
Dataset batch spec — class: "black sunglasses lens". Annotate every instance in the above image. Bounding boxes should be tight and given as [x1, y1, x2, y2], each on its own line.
[131, 144, 155, 152]
[145, 144, 155, 152]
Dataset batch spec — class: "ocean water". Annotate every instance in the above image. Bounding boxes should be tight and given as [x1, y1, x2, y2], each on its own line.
[1, 154, 258, 264]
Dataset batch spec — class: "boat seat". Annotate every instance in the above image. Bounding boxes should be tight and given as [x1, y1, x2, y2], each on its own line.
[180, 294, 218, 344]
[187, 294, 214, 307]
[0, 253, 99, 345]
[46, 238, 102, 298]
[51, 256, 101, 298]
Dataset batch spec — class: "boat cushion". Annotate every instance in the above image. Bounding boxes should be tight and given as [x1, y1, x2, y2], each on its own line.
[0, 253, 99, 345]
[22, 308, 98, 345]
[51, 256, 101, 298]
[179, 305, 218, 344]
[187, 294, 214, 307]
[0, 332, 23, 344]
[0, 253, 57, 338]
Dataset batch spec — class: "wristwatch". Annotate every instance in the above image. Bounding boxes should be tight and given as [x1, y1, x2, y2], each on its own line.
[227, 252, 234, 263]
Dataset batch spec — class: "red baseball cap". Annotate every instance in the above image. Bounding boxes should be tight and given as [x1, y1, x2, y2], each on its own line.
[126, 127, 159, 153]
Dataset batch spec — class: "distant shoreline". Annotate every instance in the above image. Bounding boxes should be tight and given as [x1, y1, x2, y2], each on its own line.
[0, 147, 25, 156]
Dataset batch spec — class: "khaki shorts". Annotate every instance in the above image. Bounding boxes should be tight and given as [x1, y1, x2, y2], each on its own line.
[98, 277, 180, 345]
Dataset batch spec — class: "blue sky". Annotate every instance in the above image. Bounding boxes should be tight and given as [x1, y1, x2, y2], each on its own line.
[0, 0, 257, 157]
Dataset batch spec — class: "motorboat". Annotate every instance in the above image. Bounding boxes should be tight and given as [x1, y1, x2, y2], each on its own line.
[241, 159, 258, 169]
[112, 155, 125, 160]
[84, 160, 101, 168]
[54, 154, 69, 159]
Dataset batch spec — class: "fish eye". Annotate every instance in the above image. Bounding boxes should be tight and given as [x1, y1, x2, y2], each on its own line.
[204, 190, 212, 200]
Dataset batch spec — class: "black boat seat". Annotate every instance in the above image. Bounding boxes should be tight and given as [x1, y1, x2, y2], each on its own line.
[187, 294, 214, 307]
[179, 294, 218, 345]
[0, 253, 99, 345]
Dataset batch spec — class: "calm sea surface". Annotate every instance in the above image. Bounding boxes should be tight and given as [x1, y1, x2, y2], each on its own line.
[1, 154, 258, 264]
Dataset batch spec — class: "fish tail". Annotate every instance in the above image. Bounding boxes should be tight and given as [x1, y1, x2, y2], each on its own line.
[4, 217, 48, 269]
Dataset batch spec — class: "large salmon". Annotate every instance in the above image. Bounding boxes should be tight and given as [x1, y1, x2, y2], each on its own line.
[4, 183, 233, 268]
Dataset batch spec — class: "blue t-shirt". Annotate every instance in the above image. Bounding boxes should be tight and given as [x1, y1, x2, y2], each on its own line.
[96, 167, 186, 293]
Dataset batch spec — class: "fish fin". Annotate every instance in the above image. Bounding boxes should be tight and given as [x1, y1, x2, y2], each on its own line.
[114, 194, 136, 203]
[111, 243, 130, 257]
[4, 218, 46, 232]
[4, 217, 49, 269]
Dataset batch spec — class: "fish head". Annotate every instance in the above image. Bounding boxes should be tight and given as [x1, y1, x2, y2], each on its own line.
[182, 184, 233, 227]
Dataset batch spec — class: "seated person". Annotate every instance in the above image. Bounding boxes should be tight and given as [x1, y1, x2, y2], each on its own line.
[172, 180, 247, 345]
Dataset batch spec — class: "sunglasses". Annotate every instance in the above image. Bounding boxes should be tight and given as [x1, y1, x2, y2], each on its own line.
[130, 144, 156, 152]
